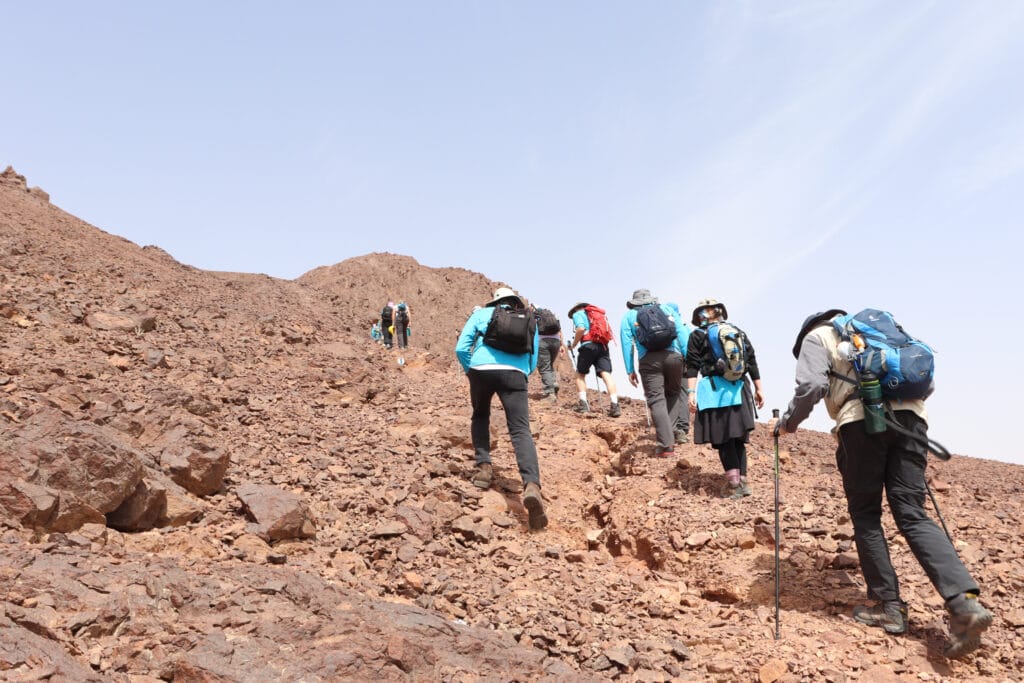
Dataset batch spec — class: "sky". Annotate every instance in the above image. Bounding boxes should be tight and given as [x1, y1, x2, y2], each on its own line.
[3, 2, 1023, 464]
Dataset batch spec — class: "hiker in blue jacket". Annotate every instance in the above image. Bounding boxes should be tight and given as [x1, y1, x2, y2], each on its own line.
[456, 287, 546, 530]
[685, 298, 765, 499]
[620, 289, 689, 458]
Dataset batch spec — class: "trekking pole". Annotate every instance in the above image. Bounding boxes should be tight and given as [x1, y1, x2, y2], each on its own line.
[925, 479, 954, 543]
[772, 407, 781, 640]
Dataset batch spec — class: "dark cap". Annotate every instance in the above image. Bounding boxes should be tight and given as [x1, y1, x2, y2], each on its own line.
[793, 309, 846, 358]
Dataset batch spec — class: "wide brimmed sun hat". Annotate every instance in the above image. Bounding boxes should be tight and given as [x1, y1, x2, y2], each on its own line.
[792, 309, 847, 358]
[626, 289, 659, 308]
[486, 287, 525, 308]
[691, 298, 728, 326]
[567, 302, 591, 317]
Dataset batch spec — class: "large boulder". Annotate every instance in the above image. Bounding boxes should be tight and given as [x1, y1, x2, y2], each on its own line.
[236, 483, 316, 542]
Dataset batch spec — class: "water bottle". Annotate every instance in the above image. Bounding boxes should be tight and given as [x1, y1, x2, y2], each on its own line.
[859, 369, 886, 434]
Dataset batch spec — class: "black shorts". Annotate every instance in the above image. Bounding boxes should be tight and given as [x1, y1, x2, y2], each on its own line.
[576, 342, 612, 375]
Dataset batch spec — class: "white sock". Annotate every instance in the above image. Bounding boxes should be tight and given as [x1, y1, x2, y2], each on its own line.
[579, 391, 588, 402]
[610, 394, 619, 404]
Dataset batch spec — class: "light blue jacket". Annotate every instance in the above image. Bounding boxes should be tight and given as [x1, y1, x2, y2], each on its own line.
[620, 304, 690, 375]
[455, 306, 540, 375]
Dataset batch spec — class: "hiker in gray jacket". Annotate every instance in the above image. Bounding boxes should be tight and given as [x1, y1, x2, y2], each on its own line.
[772, 310, 993, 659]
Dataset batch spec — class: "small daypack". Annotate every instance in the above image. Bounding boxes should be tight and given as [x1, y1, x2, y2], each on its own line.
[832, 309, 934, 400]
[583, 305, 613, 345]
[483, 306, 536, 355]
[381, 305, 393, 323]
[634, 304, 676, 351]
[396, 303, 409, 324]
[706, 322, 747, 381]
[535, 308, 561, 335]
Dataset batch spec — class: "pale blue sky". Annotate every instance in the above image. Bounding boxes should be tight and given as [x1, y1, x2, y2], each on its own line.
[4, 2, 1023, 463]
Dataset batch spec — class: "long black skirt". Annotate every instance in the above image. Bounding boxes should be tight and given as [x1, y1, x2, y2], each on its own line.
[693, 380, 755, 446]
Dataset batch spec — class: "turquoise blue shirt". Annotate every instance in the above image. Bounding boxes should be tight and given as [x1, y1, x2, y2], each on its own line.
[455, 306, 540, 375]
[619, 304, 690, 375]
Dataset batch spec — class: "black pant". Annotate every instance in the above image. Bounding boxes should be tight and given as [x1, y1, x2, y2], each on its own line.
[717, 438, 747, 475]
[382, 319, 393, 348]
[468, 369, 540, 486]
[837, 412, 978, 602]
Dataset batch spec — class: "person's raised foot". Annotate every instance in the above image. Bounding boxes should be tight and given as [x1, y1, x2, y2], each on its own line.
[944, 592, 993, 658]
[607, 403, 621, 418]
[573, 399, 590, 413]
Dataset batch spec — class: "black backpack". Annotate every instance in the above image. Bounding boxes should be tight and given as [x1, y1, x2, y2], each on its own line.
[535, 308, 560, 335]
[634, 304, 676, 351]
[381, 305, 393, 323]
[483, 306, 536, 355]
[396, 304, 409, 324]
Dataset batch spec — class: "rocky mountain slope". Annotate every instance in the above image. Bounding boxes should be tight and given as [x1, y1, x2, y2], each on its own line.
[2, 166, 1022, 681]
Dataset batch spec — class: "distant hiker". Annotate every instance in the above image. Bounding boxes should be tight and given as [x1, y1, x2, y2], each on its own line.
[532, 305, 565, 402]
[685, 298, 764, 498]
[394, 301, 411, 349]
[620, 290, 688, 458]
[380, 301, 396, 349]
[567, 302, 621, 417]
[455, 287, 547, 530]
[772, 310, 993, 658]
[370, 321, 382, 343]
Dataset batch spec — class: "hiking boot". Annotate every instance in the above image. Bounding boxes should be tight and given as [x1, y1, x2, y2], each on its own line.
[721, 482, 745, 499]
[945, 592, 993, 658]
[573, 400, 590, 413]
[543, 393, 557, 404]
[607, 402, 621, 418]
[852, 600, 908, 634]
[471, 463, 493, 490]
[652, 449, 675, 459]
[674, 430, 690, 444]
[523, 482, 548, 530]
[739, 477, 752, 497]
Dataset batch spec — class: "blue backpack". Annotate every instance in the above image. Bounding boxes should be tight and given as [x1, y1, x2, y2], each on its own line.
[634, 305, 676, 351]
[832, 309, 934, 400]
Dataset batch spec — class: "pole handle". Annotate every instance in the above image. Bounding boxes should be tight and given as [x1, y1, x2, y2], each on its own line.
[772, 408, 780, 418]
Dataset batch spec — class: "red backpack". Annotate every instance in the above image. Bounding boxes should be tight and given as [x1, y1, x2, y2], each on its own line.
[583, 305, 613, 345]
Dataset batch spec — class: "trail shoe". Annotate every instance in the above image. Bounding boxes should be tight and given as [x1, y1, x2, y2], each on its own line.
[739, 477, 752, 497]
[722, 482, 745, 499]
[652, 449, 675, 459]
[852, 600, 908, 634]
[674, 430, 690, 444]
[607, 402, 622, 418]
[945, 592, 993, 659]
[523, 482, 548, 530]
[471, 463, 493, 490]
[573, 400, 590, 413]
[544, 393, 557, 404]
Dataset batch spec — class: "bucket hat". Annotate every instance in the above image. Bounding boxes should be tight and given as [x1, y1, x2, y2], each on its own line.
[691, 298, 728, 326]
[792, 309, 847, 358]
[626, 289, 659, 308]
[486, 287, 525, 308]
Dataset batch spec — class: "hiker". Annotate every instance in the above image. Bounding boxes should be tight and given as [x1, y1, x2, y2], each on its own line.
[685, 298, 764, 498]
[380, 301, 395, 349]
[771, 310, 993, 658]
[620, 289, 689, 457]
[665, 302, 692, 443]
[455, 287, 547, 530]
[370, 321, 382, 343]
[394, 301, 411, 349]
[568, 302, 621, 417]
[532, 305, 564, 402]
